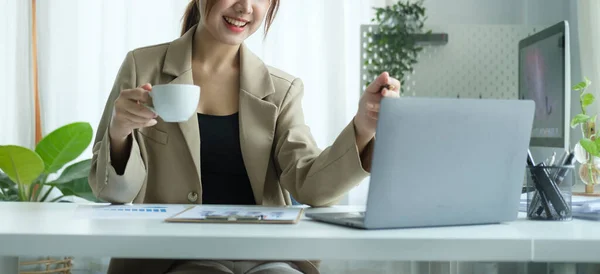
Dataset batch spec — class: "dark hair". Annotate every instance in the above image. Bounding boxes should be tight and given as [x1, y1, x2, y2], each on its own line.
[181, 0, 280, 37]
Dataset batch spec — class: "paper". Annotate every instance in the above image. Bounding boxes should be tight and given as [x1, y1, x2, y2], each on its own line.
[521, 191, 600, 220]
[519, 192, 600, 212]
[169, 205, 303, 222]
[74, 204, 191, 220]
[572, 196, 600, 206]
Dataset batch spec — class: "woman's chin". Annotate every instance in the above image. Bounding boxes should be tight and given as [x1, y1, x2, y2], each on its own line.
[217, 23, 258, 45]
[216, 33, 251, 46]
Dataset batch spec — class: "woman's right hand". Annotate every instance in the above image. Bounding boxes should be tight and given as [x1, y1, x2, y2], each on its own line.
[109, 83, 158, 142]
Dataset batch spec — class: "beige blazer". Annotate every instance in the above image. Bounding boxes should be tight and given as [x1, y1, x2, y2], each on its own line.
[89, 25, 373, 274]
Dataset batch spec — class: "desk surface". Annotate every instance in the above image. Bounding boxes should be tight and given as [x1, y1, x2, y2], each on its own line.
[0, 202, 598, 262]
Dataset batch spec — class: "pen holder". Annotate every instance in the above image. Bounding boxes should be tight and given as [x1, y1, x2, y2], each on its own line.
[526, 165, 574, 221]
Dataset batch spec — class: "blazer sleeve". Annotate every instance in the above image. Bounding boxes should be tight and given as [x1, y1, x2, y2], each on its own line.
[88, 51, 147, 204]
[274, 78, 373, 207]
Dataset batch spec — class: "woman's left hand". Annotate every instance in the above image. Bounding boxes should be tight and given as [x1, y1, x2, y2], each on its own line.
[353, 72, 401, 149]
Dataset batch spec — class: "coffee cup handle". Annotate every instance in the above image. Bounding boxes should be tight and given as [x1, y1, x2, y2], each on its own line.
[143, 104, 157, 114]
[143, 92, 157, 114]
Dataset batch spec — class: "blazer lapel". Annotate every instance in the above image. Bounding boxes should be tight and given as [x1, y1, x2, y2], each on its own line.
[161, 25, 201, 185]
[238, 44, 277, 205]
[170, 70, 200, 185]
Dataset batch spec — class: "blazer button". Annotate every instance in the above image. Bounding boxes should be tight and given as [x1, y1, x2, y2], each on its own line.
[187, 192, 198, 203]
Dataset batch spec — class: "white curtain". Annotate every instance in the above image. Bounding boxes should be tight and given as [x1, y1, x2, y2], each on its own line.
[0, 0, 34, 148]
[36, 0, 190, 165]
[577, 0, 600, 116]
[36, 0, 384, 205]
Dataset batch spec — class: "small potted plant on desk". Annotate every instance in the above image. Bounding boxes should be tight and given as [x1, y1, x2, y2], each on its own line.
[0, 121, 98, 274]
[571, 77, 600, 196]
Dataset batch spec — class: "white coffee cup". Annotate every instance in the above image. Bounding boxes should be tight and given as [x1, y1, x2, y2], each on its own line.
[146, 84, 200, 122]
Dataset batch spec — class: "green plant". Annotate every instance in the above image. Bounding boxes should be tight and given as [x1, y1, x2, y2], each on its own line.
[570, 77, 600, 187]
[571, 78, 597, 154]
[0, 122, 97, 202]
[364, 0, 429, 93]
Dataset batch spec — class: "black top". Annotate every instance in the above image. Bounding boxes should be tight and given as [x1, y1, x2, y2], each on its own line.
[197, 112, 256, 205]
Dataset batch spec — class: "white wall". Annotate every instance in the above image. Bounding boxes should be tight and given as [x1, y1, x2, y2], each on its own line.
[422, 0, 572, 27]
[525, 0, 571, 25]
[423, 0, 525, 25]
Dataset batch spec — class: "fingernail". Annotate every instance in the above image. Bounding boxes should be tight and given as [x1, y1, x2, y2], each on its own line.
[367, 103, 374, 109]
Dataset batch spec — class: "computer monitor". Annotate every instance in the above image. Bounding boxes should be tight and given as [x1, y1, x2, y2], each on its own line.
[518, 21, 570, 149]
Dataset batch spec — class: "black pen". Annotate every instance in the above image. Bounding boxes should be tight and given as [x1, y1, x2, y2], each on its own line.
[378, 84, 395, 93]
[536, 161, 569, 217]
[526, 150, 553, 217]
[534, 189, 553, 217]
[557, 149, 568, 165]
[527, 158, 557, 218]
[555, 151, 575, 186]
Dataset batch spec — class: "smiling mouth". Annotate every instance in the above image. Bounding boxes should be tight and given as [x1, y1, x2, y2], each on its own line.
[223, 16, 249, 27]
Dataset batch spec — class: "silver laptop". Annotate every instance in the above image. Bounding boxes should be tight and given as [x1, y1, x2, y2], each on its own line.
[306, 97, 535, 229]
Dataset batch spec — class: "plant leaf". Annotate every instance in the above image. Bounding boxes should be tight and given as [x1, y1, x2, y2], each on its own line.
[0, 172, 19, 200]
[0, 172, 17, 189]
[49, 159, 91, 185]
[582, 93, 595, 108]
[0, 145, 44, 185]
[35, 122, 93, 174]
[581, 138, 598, 156]
[594, 136, 600, 151]
[0, 191, 16, 202]
[571, 114, 591, 128]
[573, 80, 589, 91]
[51, 177, 97, 202]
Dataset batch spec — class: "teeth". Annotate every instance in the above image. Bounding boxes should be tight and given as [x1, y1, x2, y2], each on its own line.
[224, 17, 248, 27]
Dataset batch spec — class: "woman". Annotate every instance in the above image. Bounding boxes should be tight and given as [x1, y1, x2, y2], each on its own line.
[89, 0, 400, 273]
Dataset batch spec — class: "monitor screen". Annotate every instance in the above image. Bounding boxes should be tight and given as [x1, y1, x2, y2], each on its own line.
[519, 22, 569, 148]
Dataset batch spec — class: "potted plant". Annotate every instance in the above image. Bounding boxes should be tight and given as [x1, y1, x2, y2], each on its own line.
[570, 77, 600, 195]
[0, 121, 97, 273]
[0, 122, 96, 202]
[363, 0, 429, 94]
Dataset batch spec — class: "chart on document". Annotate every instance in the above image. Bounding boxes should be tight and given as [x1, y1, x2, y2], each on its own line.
[74, 204, 191, 220]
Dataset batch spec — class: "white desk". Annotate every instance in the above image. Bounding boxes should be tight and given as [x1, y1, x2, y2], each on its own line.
[0, 202, 597, 273]
[511, 219, 600, 263]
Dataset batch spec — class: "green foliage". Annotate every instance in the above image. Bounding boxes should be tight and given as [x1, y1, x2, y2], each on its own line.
[0, 145, 44, 185]
[0, 145, 45, 201]
[36, 122, 93, 174]
[571, 77, 600, 158]
[364, 0, 429, 94]
[0, 122, 97, 202]
[580, 138, 599, 157]
[582, 93, 595, 109]
[0, 172, 19, 201]
[47, 159, 95, 202]
[571, 114, 591, 128]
